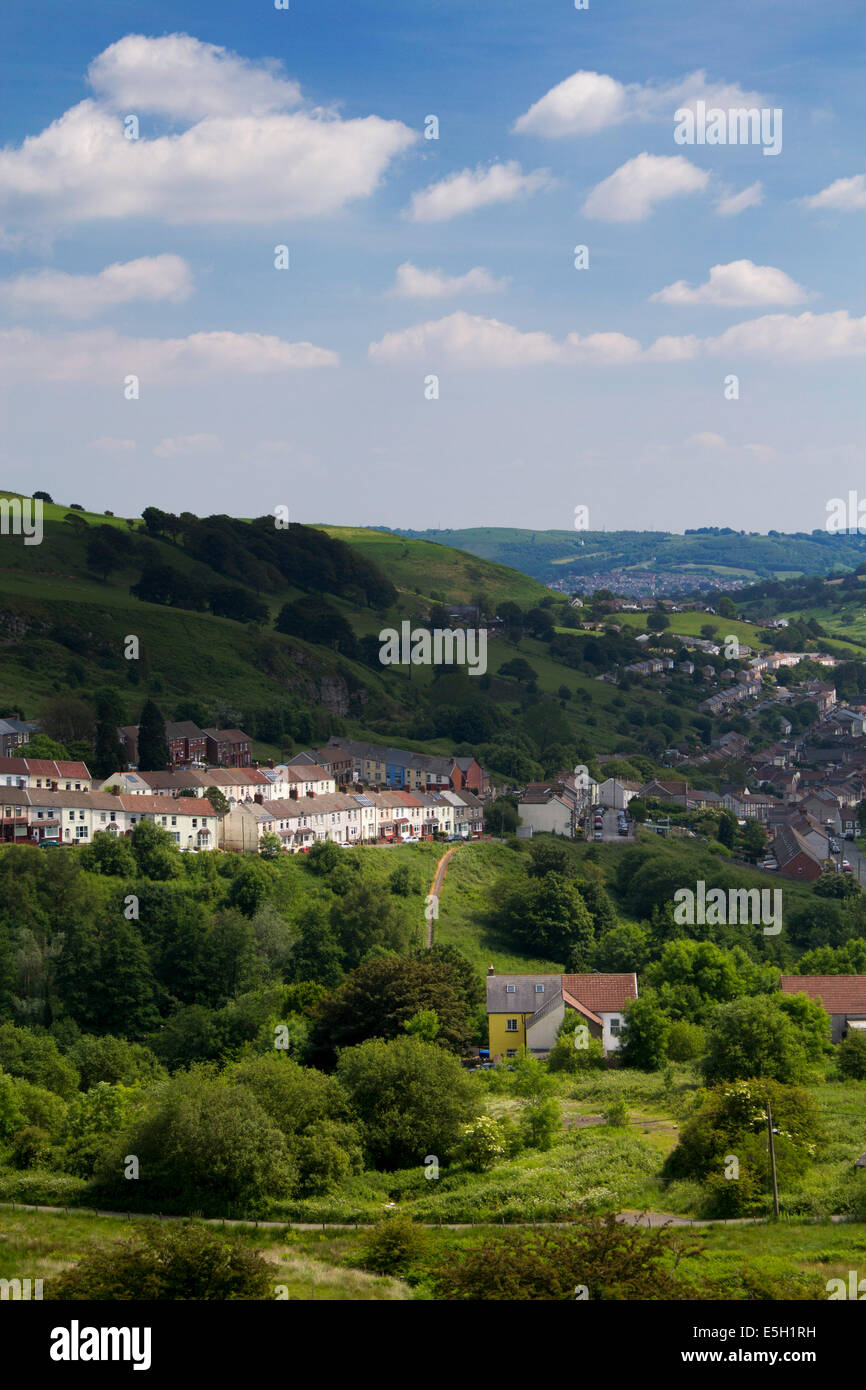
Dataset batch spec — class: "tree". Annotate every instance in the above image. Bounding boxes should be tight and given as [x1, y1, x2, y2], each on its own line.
[0, 1024, 80, 1098]
[205, 786, 230, 817]
[717, 811, 736, 849]
[703, 997, 811, 1084]
[95, 1069, 296, 1213]
[91, 715, 128, 779]
[740, 820, 768, 862]
[838, 1029, 866, 1079]
[456, 1115, 505, 1171]
[33, 491, 53, 503]
[312, 956, 472, 1059]
[330, 881, 409, 968]
[78, 830, 137, 877]
[130, 819, 182, 880]
[501, 873, 595, 963]
[499, 657, 538, 684]
[355, 1214, 429, 1275]
[258, 831, 282, 860]
[137, 699, 169, 770]
[336, 1035, 479, 1170]
[620, 996, 670, 1071]
[38, 695, 95, 747]
[46, 1223, 273, 1300]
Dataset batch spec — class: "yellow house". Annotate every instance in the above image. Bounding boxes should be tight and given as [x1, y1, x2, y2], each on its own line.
[486, 970, 638, 1058]
[487, 973, 561, 1058]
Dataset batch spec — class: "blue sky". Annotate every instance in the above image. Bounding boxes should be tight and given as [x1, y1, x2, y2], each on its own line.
[0, 0, 863, 532]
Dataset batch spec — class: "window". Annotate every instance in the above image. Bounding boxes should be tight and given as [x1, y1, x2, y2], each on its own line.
[506, 1049, 517, 1058]
[68, 811, 74, 821]
[506, 1019, 518, 1032]
[171, 816, 177, 826]
[75, 825, 88, 839]
[535, 985, 544, 993]
[609, 1018, 621, 1036]
[109, 812, 116, 822]
[506, 984, 516, 994]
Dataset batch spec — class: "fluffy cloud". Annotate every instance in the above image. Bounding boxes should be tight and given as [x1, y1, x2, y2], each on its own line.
[388, 262, 508, 299]
[0, 328, 338, 381]
[0, 254, 193, 318]
[687, 432, 726, 447]
[368, 309, 866, 368]
[583, 153, 709, 221]
[650, 260, 808, 308]
[0, 36, 416, 227]
[804, 174, 866, 212]
[87, 33, 302, 120]
[154, 433, 220, 457]
[407, 162, 553, 223]
[369, 311, 642, 366]
[513, 69, 766, 137]
[702, 310, 866, 361]
[715, 181, 763, 216]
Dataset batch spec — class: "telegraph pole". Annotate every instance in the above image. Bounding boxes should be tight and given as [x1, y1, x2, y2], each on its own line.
[767, 1101, 780, 1219]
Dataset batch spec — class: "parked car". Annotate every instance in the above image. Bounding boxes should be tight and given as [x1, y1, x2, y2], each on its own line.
[830, 840, 841, 854]
[593, 829, 603, 841]
[844, 830, 856, 841]
[842, 860, 853, 874]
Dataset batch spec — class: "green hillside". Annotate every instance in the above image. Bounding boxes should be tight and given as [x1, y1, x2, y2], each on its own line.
[396, 526, 866, 590]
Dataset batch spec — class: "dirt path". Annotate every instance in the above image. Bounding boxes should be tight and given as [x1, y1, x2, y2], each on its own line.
[0, 1199, 853, 1231]
[425, 845, 458, 946]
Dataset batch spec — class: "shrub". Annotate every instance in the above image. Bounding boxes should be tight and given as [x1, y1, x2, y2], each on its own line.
[354, 1213, 429, 1276]
[666, 1021, 706, 1063]
[45, 1223, 273, 1300]
[838, 1030, 866, 1080]
[457, 1115, 505, 1172]
[605, 1098, 629, 1128]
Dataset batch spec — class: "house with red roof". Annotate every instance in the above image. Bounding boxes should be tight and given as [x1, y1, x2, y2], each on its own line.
[486, 970, 638, 1059]
[781, 975, 866, 1044]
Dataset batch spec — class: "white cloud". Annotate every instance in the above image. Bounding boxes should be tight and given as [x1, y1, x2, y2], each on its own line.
[804, 174, 866, 211]
[369, 311, 642, 367]
[687, 432, 726, 447]
[407, 162, 553, 223]
[0, 254, 193, 318]
[745, 443, 776, 460]
[513, 71, 627, 137]
[388, 261, 508, 299]
[650, 260, 808, 308]
[154, 433, 220, 457]
[513, 68, 766, 137]
[583, 153, 709, 222]
[87, 33, 302, 121]
[89, 436, 136, 454]
[0, 37, 416, 228]
[0, 328, 338, 381]
[368, 309, 866, 368]
[702, 310, 866, 362]
[715, 181, 763, 216]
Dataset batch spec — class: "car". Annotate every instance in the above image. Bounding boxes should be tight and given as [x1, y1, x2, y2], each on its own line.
[830, 840, 841, 854]
[845, 831, 856, 841]
[842, 860, 853, 874]
[593, 829, 603, 840]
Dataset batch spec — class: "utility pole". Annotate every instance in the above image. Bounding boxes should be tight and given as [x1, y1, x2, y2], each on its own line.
[767, 1101, 780, 1220]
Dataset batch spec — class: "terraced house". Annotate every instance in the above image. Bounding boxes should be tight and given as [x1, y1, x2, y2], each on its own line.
[0, 787, 215, 849]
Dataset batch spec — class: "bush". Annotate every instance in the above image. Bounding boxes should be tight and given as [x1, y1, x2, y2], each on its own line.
[838, 1030, 866, 1080]
[354, 1213, 429, 1276]
[45, 1222, 273, 1300]
[666, 1021, 706, 1063]
[605, 1098, 629, 1128]
[457, 1115, 506, 1172]
[10, 1126, 53, 1170]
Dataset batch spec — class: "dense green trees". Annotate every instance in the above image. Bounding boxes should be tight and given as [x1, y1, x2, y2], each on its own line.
[47, 1223, 273, 1301]
[137, 699, 169, 771]
[336, 1035, 478, 1170]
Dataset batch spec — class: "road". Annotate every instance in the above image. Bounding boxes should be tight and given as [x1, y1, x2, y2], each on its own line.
[586, 806, 637, 844]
